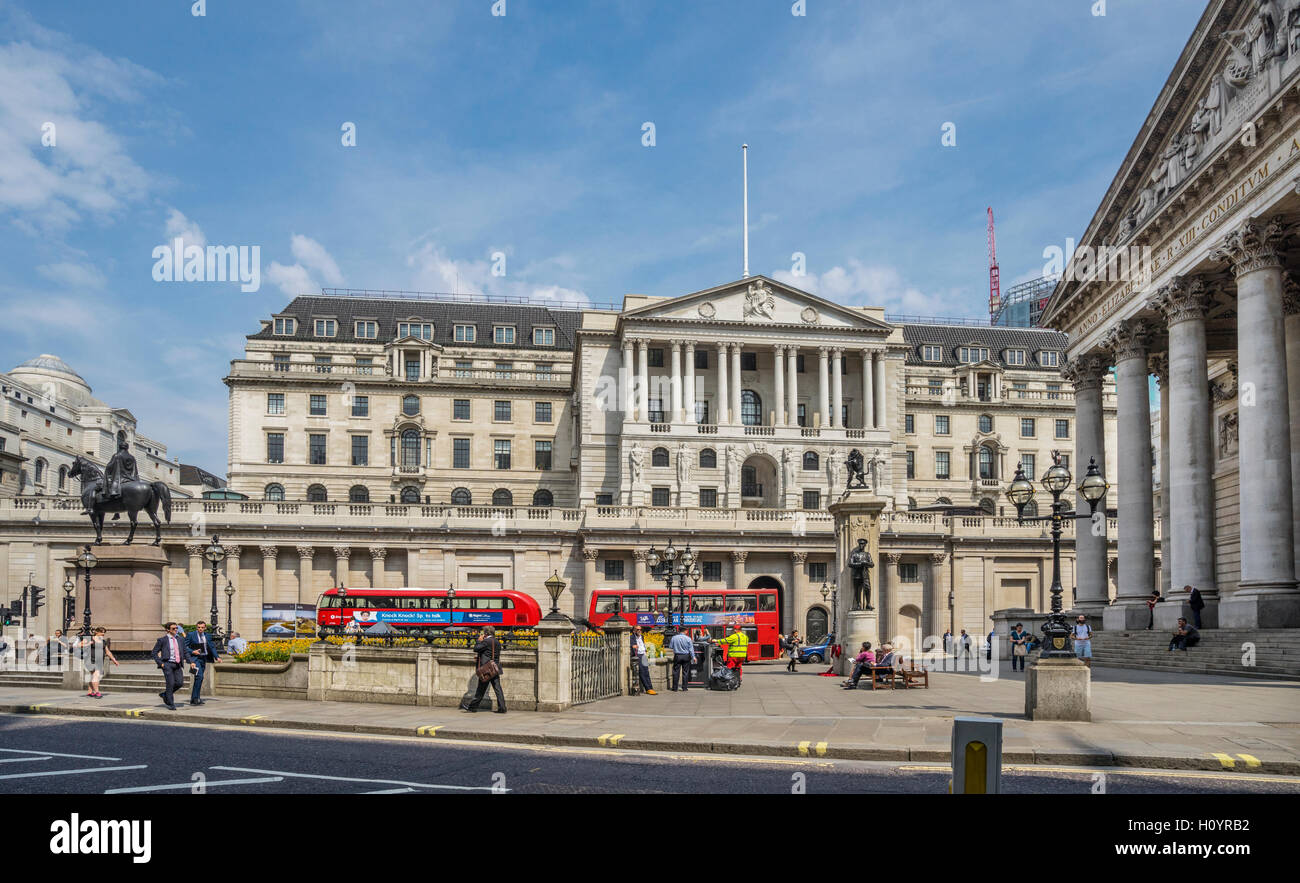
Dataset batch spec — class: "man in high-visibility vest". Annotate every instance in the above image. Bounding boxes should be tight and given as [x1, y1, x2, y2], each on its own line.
[716, 622, 749, 683]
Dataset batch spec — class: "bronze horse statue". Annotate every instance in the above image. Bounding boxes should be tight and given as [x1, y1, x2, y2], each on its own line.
[69, 456, 172, 545]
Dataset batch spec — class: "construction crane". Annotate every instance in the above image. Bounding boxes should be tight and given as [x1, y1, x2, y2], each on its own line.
[987, 206, 1001, 318]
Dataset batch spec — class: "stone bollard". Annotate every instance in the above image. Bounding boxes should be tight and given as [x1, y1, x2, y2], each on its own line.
[535, 617, 575, 711]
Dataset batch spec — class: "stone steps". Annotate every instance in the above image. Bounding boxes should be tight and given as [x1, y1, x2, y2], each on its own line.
[1087, 629, 1300, 679]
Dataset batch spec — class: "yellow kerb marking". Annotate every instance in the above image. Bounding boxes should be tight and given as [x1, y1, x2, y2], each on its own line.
[27, 703, 50, 711]
[797, 741, 811, 756]
[416, 725, 443, 737]
[815, 741, 828, 757]
[597, 733, 625, 747]
[125, 708, 148, 718]
[1211, 752, 1236, 769]
[1237, 754, 1261, 768]
[240, 714, 267, 725]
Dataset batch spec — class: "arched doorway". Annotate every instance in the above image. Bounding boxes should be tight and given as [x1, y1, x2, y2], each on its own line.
[747, 575, 786, 637]
[740, 454, 779, 508]
[895, 604, 922, 657]
[805, 606, 829, 643]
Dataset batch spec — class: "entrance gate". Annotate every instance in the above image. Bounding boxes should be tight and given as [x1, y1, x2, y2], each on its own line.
[571, 632, 621, 705]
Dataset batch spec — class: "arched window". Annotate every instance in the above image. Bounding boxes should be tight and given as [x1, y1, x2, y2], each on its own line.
[698, 448, 716, 469]
[265, 483, 285, 501]
[935, 496, 953, 506]
[349, 485, 369, 503]
[532, 489, 554, 507]
[307, 484, 328, 502]
[34, 459, 45, 483]
[401, 429, 420, 467]
[805, 607, 829, 643]
[451, 487, 472, 505]
[741, 390, 762, 426]
[58, 466, 67, 492]
[802, 451, 820, 471]
[979, 497, 995, 515]
[492, 488, 513, 506]
[978, 414, 993, 433]
[741, 465, 757, 495]
[978, 446, 995, 479]
[400, 486, 420, 504]
[652, 447, 669, 467]
[402, 395, 420, 417]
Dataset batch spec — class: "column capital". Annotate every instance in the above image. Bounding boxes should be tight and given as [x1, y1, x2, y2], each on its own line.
[582, 546, 601, 562]
[635, 338, 649, 350]
[1148, 275, 1213, 326]
[1285, 273, 1300, 315]
[1061, 353, 1108, 391]
[223, 544, 241, 559]
[831, 346, 843, 357]
[185, 543, 205, 557]
[818, 345, 830, 357]
[883, 552, 902, 565]
[259, 545, 278, 560]
[731, 550, 748, 564]
[333, 545, 351, 560]
[929, 552, 948, 565]
[632, 549, 648, 562]
[715, 340, 728, 351]
[671, 341, 682, 353]
[1102, 318, 1152, 363]
[1212, 214, 1288, 276]
[773, 343, 786, 355]
[730, 341, 744, 353]
[368, 545, 387, 560]
[790, 550, 808, 565]
[1148, 352, 1170, 388]
[296, 545, 315, 560]
[684, 340, 697, 352]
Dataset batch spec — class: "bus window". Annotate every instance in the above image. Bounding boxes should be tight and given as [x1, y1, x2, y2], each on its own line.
[477, 597, 505, 609]
[594, 595, 620, 614]
[726, 594, 758, 613]
[622, 595, 655, 612]
[395, 597, 423, 609]
[319, 596, 337, 609]
[347, 596, 371, 609]
[758, 593, 777, 612]
[690, 595, 723, 612]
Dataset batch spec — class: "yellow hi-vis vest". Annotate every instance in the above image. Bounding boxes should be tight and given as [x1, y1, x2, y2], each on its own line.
[719, 630, 749, 661]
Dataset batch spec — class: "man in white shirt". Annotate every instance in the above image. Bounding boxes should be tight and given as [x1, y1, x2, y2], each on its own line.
[227, 632, 248, 655]
[631, 625, 657, 695]
[1073, 615, 1093, 667]
[150, 622, 187, 710]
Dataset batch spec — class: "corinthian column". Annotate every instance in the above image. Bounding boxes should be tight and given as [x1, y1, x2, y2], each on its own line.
[927, 553, 948, 642]
[774, 345, 786, 427]
[622, 339, 634, 420]
[260, 545, 278, 607]
[1149, 353, 1172, 601]
[637, 339, 650, 423]
[1102, 319, 1157, 629]
[831, 348, 843, 428]
[730, 344, 742, 426]
[881, 552, 900, 645]
[787, 346, 799, 427]
[670, 342, 683, 423]
[369, 546, 387, 589]
[1061, 354, 1110, 621]
[684, 342, 697, 424]
[818, 347, 830, 428]
[716, 342, 729, 425]
[297, 545, 315, 604]
[1213, 217, 1299, 626]
[862, 350, 874, 429]
[1149, 277, 1218, 628]
[333, 546, 351, 588]
[1285, 276, 1300, 583]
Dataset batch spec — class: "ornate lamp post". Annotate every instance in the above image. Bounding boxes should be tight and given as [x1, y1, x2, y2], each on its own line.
[446, 586, 457, 628]
[77, 545, 97, 636]
[820, 581, 839, 639]
[62, 577, 75, 635]
[645, 541, 699, 632]
[1006, 452, 1109, 659]
[224, 580, 236, 641]
[202, 535, 226, 649]
[544, 571, 568, 620]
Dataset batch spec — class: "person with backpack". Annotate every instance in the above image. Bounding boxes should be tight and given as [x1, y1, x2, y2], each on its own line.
[785, 629, 802, 672]
[1072, 615, 1093, 667]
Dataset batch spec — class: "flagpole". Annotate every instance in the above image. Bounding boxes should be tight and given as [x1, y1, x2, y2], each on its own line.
[742, 144, 749, 279]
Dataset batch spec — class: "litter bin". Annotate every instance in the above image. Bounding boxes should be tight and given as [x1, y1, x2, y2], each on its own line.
[687, 639, 712, 687]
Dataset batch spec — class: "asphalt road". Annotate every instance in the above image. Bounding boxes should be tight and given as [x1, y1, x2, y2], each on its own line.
[2, 713, 1298, 796]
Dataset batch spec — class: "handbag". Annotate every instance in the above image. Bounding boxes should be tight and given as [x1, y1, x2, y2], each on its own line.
[476, 657, 500, 683]
[1013, 643, 1027, 657]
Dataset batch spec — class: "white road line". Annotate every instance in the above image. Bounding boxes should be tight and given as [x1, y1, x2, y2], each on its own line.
[0, 747, 122, 760]
[0, 756, 52, 764]
[1110, 720, 1268, 726]
[105, 777, 283, 794]
[363, 787, 416, 793]
[209, 765, 502, 792]
[0, 764, 146, 781]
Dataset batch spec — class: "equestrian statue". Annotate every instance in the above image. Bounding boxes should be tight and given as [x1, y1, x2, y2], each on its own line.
[69, 431, 172, 545]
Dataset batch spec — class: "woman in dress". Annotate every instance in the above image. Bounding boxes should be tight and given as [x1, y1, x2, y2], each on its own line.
[81, 627, 119, 698]
[786, 629, 802, 672]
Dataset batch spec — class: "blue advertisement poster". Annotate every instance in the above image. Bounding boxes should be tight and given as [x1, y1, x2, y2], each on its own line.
[344, 609, 506, 627]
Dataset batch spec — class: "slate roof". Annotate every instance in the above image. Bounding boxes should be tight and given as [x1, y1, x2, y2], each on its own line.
[250, 296, 584, 351]
[179, 463, 226, 489]
[900, 323, 1068, 372]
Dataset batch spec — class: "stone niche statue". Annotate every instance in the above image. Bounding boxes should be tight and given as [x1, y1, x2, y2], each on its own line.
[628, 442, 643, 485]
[848, 537, 874, 610]
[845, 448, 868, 489]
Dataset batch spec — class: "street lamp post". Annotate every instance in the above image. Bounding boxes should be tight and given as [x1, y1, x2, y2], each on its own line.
[644, 541, 700, 633]
[1005, 451, 1109, 659]
[77, 545, 97, 636]
[202, 535, 226, 650]
[544, 571, 568, 620]
[62, 577, 75, 635]
[820, 581, 839, 640]
[224, 580, 235, 642]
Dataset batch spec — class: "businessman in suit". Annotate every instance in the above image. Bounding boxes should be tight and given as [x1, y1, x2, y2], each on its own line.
[184, 620, 222, 705]
[151, 622, 187, 710]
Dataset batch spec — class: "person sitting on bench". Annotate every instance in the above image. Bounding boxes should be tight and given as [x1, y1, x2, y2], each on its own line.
[1168, 617, 1200, 652]
[842, 642, 875, 688]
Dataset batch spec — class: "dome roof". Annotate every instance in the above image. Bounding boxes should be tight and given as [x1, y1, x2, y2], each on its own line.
[14, 354, 85, 382]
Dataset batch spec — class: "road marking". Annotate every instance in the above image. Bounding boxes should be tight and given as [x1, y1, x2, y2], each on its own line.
[0, 756, 52, 764]
[27, 703, 51, 712]
[597, 733, 625, 747]
[0, 747, 121, 761]
[900, 764, 1300, 784]
[209, 765, 502, 792]
[815, 741, 828, 757]
[124, 708, 149, 718]
[105, 777, 283, 794]
[364, 787, 415, 793]
[0, 764, 147, 781]
[1237, 754, 1262, 768]
[416, 725, 443, 737]
[240, 714, 267, 725]
[1212, 752, 1236, 769]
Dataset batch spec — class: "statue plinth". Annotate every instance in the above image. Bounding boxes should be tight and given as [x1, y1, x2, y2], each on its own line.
[827, 487, 887, 674]
[66, 545, 168, 651]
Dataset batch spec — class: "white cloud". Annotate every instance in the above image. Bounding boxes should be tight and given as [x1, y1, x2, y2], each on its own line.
[265, 262, 317, 298]
[163, 207, 206, 251]
[289, 234, 344, 287]
[36, 261, 106, 290]
[405, 239, 588, 306]
[773, 260, 958, 316]
[263, 234, 344, 297]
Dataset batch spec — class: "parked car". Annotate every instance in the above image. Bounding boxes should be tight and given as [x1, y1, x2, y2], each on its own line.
[797, 633, 836, 664]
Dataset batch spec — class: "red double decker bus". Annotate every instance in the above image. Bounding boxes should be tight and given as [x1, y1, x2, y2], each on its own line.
[316, 587, 542, 636]
[587, 587, 781, 660]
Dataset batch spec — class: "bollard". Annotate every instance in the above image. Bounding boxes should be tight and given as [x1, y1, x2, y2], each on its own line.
[951, 717, 1003, 794]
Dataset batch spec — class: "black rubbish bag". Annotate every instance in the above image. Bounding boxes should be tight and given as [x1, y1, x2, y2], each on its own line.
[709, 663, 739, 691]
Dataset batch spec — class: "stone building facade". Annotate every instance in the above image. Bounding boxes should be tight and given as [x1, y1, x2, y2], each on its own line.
[0, 277, 1132, 651]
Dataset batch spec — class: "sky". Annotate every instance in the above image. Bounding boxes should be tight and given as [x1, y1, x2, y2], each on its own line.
[0, 0, 1205, 471]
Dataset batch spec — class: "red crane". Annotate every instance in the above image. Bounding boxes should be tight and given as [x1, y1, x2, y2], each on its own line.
[987, 207, 1001, 317]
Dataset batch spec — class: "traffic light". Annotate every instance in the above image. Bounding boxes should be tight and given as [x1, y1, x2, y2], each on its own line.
[29, 586, 44, 616]
[8, 599, 21, 617]
[1, 609, 10, 627]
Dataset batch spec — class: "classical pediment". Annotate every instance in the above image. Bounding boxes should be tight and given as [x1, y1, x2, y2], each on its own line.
[621, 275, 893, 332]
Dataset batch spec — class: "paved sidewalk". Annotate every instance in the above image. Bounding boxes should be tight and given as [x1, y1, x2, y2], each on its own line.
[2, 663, 1297, 773]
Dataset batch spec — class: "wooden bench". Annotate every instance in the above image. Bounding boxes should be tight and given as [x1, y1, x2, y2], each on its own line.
[897, 660, 929, 689]
[868, 666, 898, 690]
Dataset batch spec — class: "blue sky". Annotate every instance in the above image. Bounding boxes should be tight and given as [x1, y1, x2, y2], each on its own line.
[0, 0, 1203, 471]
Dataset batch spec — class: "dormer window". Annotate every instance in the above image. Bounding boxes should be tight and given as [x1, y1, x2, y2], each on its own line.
[1004, 349, 1026, 366]
[958, 346, 989, 363]
[398, 322, 433, 340]
[355, 321, 378, 339]
[494, 325, 516, 345]
[273, 317, 296, 335]
[533, 327, 555, 346]
[454, 324, 476, 343]
[1038, 351, 1060, 367]
[314, 319, 337, 337]
[921, 345, 942, 362]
